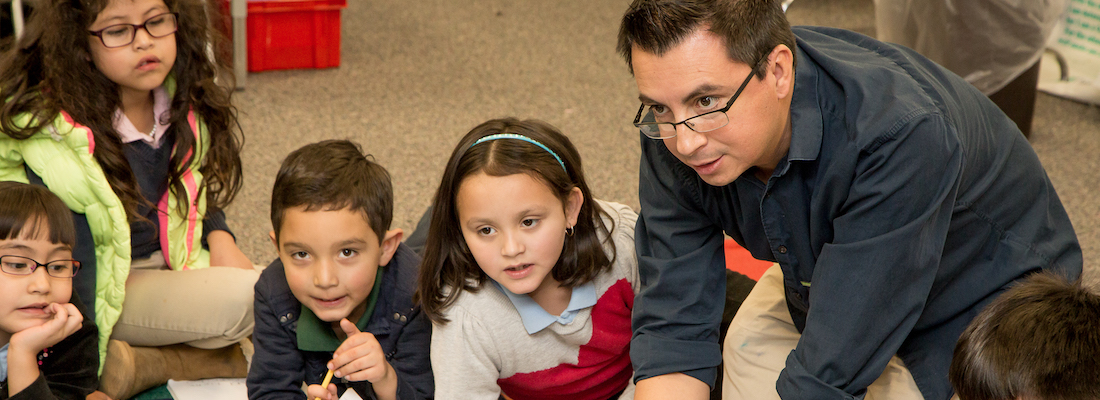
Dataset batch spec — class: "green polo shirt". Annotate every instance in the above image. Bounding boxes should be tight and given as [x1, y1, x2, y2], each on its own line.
[296, 269, 384, 352]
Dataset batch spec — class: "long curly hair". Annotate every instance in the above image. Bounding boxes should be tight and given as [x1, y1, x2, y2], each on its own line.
[0, 0, 242, 221]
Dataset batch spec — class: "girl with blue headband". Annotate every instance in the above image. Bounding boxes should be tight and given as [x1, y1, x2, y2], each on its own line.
[417, 118, 640, 399]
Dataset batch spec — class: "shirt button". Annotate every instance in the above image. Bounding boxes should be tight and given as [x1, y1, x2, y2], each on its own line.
[793, 292, 803, 301]
[778, 245, 788, 254]
[393, 313, 402, 321]
[400, 315, 408, 322]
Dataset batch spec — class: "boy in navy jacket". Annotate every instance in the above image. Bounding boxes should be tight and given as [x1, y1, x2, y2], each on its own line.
[247, 140, 432, 400]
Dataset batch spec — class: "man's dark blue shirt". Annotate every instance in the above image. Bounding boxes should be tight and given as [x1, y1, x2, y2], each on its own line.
[630, 26, 1082, 399]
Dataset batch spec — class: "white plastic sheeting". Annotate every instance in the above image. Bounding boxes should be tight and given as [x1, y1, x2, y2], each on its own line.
[874, 0, 1068, 94]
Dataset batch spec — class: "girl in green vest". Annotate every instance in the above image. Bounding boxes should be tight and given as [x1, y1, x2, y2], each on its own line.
[0, 0, 259, 398]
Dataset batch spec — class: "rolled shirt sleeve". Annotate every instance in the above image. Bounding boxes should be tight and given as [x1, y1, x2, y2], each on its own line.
[630, 133, 727, 387]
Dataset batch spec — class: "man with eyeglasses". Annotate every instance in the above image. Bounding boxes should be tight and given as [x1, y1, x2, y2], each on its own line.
[617, 1, 1082, 400]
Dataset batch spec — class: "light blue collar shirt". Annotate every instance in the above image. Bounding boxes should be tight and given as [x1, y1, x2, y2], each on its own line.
[0, 343, 8, 381]
[493, 281, 598, 335]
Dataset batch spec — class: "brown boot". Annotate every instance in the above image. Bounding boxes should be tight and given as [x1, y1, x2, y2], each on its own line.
[99, 340, 248, 399]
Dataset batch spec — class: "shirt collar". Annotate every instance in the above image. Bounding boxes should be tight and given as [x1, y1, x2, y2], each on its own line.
[493, 280, 598, 335]
[296, 268, 384, 352]
[0, 343, 7, 381]
[786, 43, 824, 165]
[113, 85, 171, 148]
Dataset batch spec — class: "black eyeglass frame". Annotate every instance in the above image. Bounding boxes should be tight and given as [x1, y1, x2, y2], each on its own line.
[88, 12, 179, 49]
[0, 255, 82, 278]
[632, 58, 764, 139]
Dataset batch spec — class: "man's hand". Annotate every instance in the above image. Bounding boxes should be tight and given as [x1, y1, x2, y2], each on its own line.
[7, 303, 83, 396]
[330, 319, 398, 400]
[634, 373, 711, 400]
[207, 230, 254, 270]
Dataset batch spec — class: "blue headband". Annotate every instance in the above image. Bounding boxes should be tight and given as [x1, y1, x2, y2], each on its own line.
[470, 133, 567, 173]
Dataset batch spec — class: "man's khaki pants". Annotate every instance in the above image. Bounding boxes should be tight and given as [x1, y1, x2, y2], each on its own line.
[723, 264, 955, 400]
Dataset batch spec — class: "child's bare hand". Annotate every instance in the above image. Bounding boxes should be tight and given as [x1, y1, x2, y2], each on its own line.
[306, 382, 338, 400]
[86, 390, 114, 400]
[207, 230, 255, 270]
[9, 303, 82, 355]
[330, 319, 398, 399]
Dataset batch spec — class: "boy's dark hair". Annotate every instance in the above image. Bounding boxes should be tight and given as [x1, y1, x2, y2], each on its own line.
[0, 181, 76, 247]
[617, 0, 796, 78]
[0, 0, 243, 223]
[270, 140, 393, 244]
[416, 118, 614, 325]
[950, 271, 1100, 400]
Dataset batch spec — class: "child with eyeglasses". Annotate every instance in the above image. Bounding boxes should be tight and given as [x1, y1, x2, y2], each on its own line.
[0, 0, 255, 397]
[0, 181, 99, 400]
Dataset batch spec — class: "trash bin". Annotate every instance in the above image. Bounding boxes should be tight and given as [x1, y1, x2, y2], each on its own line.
[874, 0, 1068, 138]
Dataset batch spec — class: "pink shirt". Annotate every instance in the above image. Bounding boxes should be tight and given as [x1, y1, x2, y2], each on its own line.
[112, 86, 171, 148]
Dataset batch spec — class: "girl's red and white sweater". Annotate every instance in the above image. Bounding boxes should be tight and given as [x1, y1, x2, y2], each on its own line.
[431, 200, 639, 400]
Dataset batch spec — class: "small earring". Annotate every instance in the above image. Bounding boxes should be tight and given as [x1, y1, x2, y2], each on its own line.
[566, 226, 574, 236]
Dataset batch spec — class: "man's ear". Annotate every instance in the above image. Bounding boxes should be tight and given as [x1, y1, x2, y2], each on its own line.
[565, 187, 584, 229]
[268, 230, 278, 249]
[769, 44, 795, 101]
[377, 229, 404, 266]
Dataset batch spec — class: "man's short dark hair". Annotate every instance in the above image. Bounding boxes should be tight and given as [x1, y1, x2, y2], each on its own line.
[950, 271, 1100, 400]
[270, 140, 393, 244]
[617, 0, 797, 78]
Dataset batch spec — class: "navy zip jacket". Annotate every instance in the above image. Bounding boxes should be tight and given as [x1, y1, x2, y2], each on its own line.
[247, 243, 433, 400]
[630, 26, 1082, 400]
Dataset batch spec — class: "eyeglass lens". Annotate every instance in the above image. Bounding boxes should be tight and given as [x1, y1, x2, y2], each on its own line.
[97, 13, 177, 48]
[0, 256, 79, 278]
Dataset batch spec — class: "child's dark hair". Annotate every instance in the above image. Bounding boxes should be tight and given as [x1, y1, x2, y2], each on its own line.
[416, 118, 614, 324]
[270, 140, 393, 244]
[0, 181, 77, 247]
[950, 271, 1100, 400]
[0, 0, 242, 223]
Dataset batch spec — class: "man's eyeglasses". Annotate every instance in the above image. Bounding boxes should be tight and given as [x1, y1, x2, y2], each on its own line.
[0, 255, 81, 278]
[89, 12, 179, 48]
[632, 59, 762, 139]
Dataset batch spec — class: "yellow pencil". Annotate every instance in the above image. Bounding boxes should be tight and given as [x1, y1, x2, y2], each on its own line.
[315, 369, 334, 400]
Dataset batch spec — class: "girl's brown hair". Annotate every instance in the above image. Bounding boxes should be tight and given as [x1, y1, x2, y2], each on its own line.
[0, 181, 77, 247]
[416, 118, 615, 324]
[0, 0, 242, 221]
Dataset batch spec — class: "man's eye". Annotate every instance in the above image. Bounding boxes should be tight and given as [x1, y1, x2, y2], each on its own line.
[649, 105, 668, 115]
[698, 96, 717, 109]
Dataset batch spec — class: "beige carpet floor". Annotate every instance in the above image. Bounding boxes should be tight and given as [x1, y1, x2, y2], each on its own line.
[230, 0, 1099, 287]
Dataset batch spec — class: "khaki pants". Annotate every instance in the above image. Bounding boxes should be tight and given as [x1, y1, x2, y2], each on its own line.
[108, 252, 260, 349]
[723, 264, 952, 400]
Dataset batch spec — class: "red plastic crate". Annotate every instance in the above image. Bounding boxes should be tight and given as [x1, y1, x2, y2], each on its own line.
[246, 0, 347, 72]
